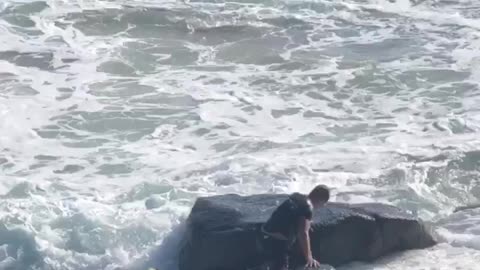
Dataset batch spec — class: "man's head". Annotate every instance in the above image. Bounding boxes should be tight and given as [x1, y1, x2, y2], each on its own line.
[308, 184, 330, 208]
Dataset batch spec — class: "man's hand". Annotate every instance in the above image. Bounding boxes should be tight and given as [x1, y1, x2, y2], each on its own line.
[305, 257, 320, 268]
[298, 218, 320, 268]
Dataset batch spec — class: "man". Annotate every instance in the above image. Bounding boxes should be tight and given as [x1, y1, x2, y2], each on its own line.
[260, 185, 330, 270]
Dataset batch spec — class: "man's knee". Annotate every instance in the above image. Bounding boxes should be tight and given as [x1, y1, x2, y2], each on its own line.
[264, 264, 288, 270]
[270, 257, 288, 270]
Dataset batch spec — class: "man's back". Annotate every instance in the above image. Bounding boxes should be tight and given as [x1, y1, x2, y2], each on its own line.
[263, 192, 313, 242]
[261, 186, 329, 270]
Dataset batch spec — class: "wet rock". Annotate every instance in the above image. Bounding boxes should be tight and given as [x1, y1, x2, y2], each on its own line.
[178, 194, 436, 270]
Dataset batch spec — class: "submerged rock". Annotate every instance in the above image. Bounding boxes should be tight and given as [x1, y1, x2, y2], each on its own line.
[178, 194, 436, 270]
[145, 195, 167, 210]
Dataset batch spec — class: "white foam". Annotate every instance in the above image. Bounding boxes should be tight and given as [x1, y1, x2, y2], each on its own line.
[0, 0, 480, 269]
[340, 243, 480, 270]
[435, 208, 480, 250]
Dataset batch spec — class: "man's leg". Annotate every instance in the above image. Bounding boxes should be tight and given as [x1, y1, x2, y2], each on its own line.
[267, 239, 289, 270]
[269, 253, 288, 270]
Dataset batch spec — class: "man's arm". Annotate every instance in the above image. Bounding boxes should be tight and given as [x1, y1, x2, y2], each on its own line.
[297, 218, 319, 267]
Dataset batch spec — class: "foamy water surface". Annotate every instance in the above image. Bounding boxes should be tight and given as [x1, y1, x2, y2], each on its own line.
[1, 0, 480, 269]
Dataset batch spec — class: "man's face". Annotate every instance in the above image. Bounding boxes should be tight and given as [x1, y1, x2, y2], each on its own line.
[311, 199, 327, 209]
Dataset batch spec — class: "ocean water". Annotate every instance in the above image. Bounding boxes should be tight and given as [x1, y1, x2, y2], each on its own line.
[1, 0, 480, 269]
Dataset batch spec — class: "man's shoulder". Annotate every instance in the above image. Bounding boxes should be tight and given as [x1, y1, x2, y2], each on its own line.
[289, 192, 308, 201]
[289, 192, 313, 216]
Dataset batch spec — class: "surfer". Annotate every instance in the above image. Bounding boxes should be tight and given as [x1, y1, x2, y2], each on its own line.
[260, 185, 330, 270]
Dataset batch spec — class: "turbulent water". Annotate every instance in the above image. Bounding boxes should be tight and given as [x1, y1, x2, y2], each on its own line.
[1, 0, 480, 269]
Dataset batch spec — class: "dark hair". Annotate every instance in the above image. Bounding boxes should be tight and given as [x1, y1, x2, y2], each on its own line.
[308, 184, 330, 202]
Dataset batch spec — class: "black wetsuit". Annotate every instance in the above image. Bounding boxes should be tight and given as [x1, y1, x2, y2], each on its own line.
[261, 193, 313, 270]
